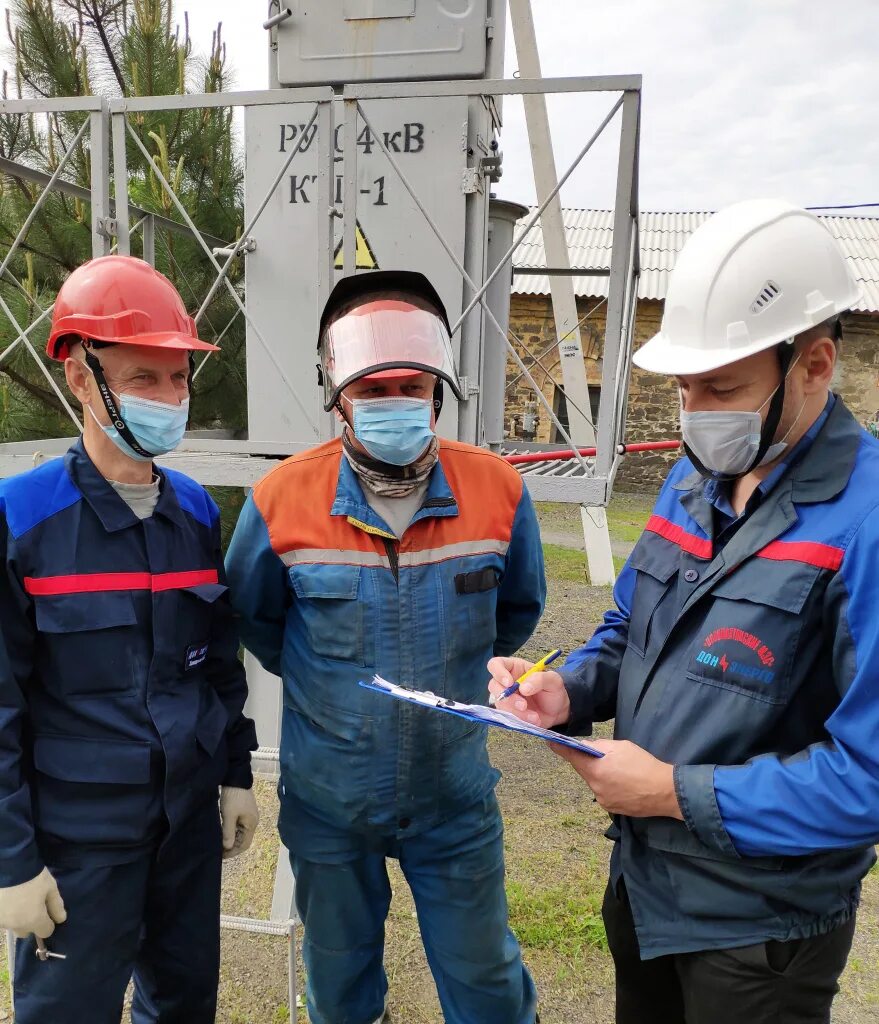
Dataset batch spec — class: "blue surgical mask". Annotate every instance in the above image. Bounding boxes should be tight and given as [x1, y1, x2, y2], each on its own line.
[351, 397, 434, 466]
[87, 391, 190, 462]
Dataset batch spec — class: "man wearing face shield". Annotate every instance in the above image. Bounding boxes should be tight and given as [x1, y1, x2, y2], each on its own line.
[226, 270, 545, 1024]
[488, 200, 879, 1022]
[0, 255, 258, 1023]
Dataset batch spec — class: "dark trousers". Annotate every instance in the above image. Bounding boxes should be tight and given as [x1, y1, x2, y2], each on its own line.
[13, 802, 222, 1024]
[603, 880, 856, 1024]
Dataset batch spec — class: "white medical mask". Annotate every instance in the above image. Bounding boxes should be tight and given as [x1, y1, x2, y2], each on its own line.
[680, 355, 803, 477]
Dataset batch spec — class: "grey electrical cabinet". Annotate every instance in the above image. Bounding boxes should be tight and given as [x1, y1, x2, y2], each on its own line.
[273, 0, 491, 86]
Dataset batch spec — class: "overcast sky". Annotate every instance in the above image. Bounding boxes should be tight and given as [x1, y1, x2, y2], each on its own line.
[181, 0, 877, 214]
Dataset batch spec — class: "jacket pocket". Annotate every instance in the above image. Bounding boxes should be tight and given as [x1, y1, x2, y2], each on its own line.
[31, 734, 155, 846]
[279, 702, 373, 817]
[640, 817, 787, 923]
[443, 560, 501, 661]
[686, 564, 821, 704]
[174, 582, 228, 673]
[288, 563, 370, 665]
[626, 549, 678, 657]
[437, 716, 497, 813]
[440, 709, 483, 746]
[34, 593, 142, 697]
[643, 817, 784, 871]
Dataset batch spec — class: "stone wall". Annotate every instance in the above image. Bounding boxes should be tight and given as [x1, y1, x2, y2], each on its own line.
[505, 294, 879, 495]
[832, 313, 879, 426]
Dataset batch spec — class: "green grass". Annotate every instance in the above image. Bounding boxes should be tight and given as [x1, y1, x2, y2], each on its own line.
[535, 493, 654, 561]
[558, 814, 589, 830]
[542, 542, 588, 583]
[542, 542, 626, 583]
[507, 880, 608, 957]
[605, 493, 654, 543]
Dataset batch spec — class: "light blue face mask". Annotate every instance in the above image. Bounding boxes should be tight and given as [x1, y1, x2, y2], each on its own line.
[351, 397, 434, 466]
[87, 391, 190, 462]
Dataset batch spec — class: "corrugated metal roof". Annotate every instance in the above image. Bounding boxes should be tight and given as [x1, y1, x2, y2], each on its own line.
[511, 208, 879, 314]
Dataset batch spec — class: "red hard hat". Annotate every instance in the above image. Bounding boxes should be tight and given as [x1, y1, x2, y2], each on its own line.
[358, 367, 425, 383]
[46, 255, 219, 361]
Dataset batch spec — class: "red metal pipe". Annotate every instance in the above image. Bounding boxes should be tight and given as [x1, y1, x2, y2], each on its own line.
[618, 440, 682, 454]
[504, 439, 681, 466]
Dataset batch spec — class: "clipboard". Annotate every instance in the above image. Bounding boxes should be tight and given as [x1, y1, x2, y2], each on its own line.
[358, 675, 603, 757]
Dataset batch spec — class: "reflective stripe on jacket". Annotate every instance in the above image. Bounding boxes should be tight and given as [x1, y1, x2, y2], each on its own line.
[560, 397, 879, 958]
[226, 437, 545, 838]
[0, 439, 257, 886]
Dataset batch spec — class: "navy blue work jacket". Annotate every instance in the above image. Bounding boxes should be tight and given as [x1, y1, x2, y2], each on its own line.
[560, 397, 879, 958]
[0, 440, 256, 886]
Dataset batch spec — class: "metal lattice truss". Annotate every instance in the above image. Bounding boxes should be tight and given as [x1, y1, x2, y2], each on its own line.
[0, 77, 641, 505]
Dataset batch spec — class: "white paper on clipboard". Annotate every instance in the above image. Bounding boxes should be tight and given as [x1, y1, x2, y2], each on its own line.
[358, 676, 603, 757]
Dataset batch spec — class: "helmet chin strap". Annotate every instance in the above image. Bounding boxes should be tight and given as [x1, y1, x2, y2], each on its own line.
[432, 379, 443, 419]
[81, 342, 157, 460]
[683, 343, 796, 482]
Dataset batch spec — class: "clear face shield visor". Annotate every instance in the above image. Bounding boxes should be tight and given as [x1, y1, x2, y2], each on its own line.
[320, 297, 461, 410]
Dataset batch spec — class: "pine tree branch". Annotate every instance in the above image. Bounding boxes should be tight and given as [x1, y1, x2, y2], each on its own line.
[0, 364, 68, 416]
[17, 68, 50, 99]
[81, 0, 125, 93]
[7, 176, 77, 269]
[166, 107, 183, 151]
[0, 233, 76, 274]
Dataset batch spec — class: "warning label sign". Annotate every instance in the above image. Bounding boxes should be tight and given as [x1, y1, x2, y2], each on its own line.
[334, 222, 379, 270]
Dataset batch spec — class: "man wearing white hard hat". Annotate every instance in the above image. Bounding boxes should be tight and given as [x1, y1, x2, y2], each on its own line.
[488, 200, 879, 1022]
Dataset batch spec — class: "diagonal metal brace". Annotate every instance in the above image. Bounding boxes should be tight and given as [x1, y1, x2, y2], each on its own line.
[124, 116, 321, 437]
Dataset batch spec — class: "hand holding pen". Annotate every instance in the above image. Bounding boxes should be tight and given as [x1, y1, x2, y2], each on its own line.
[486, 649, 571, 729]
[488, 648, 563, 705]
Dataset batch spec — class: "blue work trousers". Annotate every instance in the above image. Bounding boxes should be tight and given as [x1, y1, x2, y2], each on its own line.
[284, 793, 538, 1024]
[13, 800, 222, 1024]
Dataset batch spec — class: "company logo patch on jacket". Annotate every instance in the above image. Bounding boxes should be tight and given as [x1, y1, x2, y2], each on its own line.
[186, 642, 209, 670]
[695, 627, 776, 684]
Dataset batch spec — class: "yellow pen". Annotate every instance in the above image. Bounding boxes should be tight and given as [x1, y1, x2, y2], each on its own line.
[489, 648, 563, 706]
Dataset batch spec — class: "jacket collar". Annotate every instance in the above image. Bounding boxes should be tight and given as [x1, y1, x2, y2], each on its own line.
[670, 396, 859, 624]
[671, 393, 857, 508]
[330, 448, 459, 532]
[64, 437, 186, 533]
[787, 395, 860, 504]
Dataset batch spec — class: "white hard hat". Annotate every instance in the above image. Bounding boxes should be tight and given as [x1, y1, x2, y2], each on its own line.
[633, 199, 861, 375]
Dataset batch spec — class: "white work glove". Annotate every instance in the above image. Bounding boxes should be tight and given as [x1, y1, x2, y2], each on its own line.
[220, 786, 259, 860]
[0, 867, 67, 939]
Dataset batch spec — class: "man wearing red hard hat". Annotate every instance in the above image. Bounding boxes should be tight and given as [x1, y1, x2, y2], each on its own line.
[0, 255, 257, 1023]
